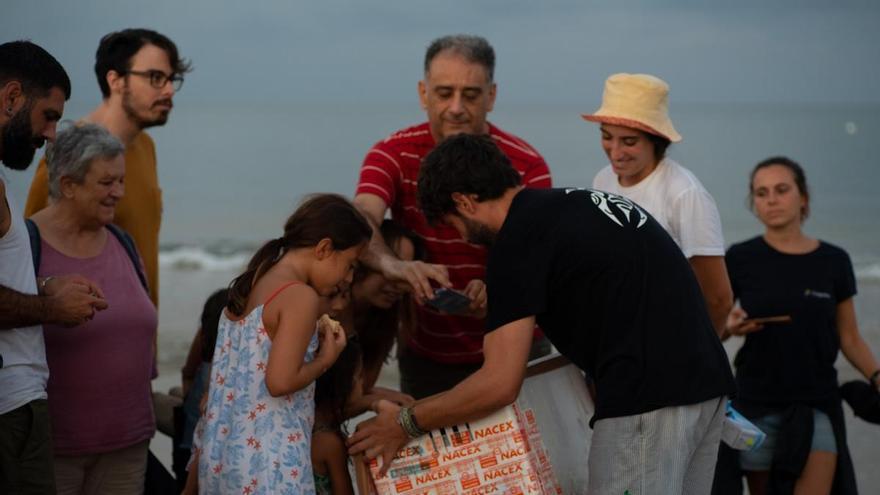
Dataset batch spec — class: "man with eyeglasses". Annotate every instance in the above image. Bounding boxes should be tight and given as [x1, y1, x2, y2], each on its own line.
[25, 28, 192, 309]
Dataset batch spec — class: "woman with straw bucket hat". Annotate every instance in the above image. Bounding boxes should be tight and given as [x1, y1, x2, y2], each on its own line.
[584, 73, 733, 337]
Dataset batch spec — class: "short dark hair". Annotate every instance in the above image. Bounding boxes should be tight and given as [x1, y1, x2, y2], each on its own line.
[94, 28, 192, 97]
[749, 155, 811, 220]
[645, 132, 671, 161]
[424, 35, 495, 81]
[418, 133, 521, 225]
[0, 40, 71, 99]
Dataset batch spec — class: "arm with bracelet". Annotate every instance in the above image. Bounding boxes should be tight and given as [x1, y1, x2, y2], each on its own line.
[350, 316, 535, 471]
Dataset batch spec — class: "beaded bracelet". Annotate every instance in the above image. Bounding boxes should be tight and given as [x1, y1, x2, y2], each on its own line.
[397, 406, 427, 439]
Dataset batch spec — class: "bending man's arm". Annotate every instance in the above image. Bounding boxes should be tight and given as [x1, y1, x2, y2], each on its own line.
[353, 193, 450, 302]
[348, 316, 535, 472]
[689, 255, 733, 337]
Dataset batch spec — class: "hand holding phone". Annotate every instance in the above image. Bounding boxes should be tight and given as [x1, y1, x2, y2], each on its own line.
[726, 307, 789, 337]
[425, 288, 472, 315]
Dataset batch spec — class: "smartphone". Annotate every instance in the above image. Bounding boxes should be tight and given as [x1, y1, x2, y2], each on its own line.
[425, 288, 472, 315]
[744, 315, 792, 324]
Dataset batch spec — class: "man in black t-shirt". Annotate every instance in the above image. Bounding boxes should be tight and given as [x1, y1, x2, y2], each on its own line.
[349, 134, 736, 494]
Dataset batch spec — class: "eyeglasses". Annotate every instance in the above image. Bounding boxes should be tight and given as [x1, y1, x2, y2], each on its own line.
[125, 69, 184, 91]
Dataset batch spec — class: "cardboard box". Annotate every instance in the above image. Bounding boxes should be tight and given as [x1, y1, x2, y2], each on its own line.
[364, 402, 562, 495]
[355, 354, 596, 494]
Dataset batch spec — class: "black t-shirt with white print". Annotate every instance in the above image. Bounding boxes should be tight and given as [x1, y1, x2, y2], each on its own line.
[726, 236, 857, 404]
[486, 188, 735, 422]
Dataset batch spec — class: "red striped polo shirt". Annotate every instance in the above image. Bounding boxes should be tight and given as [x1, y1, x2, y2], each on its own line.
[355, 122, 552, 364]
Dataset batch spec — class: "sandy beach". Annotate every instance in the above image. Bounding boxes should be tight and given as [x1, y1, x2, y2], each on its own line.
[150, 267, 880, 491]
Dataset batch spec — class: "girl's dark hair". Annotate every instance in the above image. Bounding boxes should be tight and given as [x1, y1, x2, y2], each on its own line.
[314, 340, 362, 432]
[748, 156, 810, 220]
[354, 221, 425, 385]
[200, 288, 229, 363]
[227, 194, 372, 316]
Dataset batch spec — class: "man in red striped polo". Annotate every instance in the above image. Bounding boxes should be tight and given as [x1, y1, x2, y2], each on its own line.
[354, 35, 552, 398]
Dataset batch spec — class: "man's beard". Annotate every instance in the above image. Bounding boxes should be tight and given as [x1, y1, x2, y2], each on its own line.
[122, 88, 170, 129]
[1, 103, 44, 170]
[462, 217, 497, 246]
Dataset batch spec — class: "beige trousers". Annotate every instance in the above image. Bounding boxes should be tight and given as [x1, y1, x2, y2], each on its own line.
[54, 439, 149, 495]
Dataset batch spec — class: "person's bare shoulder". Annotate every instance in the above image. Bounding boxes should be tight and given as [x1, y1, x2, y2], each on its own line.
[312, 428, 347, 463]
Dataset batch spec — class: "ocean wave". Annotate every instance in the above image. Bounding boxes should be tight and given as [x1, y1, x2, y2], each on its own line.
[158, 243, 880, 280]
[159, 246, 250, 272]
[856, 263, 880, 281]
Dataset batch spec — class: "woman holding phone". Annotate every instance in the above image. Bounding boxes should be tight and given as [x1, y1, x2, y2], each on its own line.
[724, 156, 880, 494]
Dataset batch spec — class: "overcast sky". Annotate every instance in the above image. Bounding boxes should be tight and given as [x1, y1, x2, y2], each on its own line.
[3, 1, 880, 105]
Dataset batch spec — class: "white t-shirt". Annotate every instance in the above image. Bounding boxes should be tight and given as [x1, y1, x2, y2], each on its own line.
[592, 158, 725, 258]
[0, 171, 49, 414]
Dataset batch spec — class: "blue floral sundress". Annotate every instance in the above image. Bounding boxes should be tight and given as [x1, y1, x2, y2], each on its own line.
[197, 285, 319, 495]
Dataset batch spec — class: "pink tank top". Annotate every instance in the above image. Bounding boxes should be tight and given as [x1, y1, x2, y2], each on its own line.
[38, 231, 158, 455]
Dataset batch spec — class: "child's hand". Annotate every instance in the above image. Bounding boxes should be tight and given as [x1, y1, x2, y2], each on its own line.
[368, 387, 415, 409]
[317, 313, 344, 338]
[348, 387, 416, 416]
[317, 314, 347, 366]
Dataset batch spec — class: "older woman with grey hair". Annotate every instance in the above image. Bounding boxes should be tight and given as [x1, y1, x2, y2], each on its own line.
[27, 123, 157, 495]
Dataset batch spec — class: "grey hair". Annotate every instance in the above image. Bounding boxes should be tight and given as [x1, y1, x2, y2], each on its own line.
[424, 34, 495, 81]
[46, 122, 124, 199]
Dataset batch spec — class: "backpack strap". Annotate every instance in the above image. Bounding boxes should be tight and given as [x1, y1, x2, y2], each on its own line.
[23, 220, 148, 294]
[106, 223, 149, 293]
[24, 218, 41, 275]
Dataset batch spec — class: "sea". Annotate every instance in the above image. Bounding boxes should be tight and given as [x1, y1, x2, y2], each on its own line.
[4, 100, 879, 489]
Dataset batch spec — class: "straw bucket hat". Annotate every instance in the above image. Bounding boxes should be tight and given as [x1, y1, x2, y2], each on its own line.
[582, 73, 682, 143]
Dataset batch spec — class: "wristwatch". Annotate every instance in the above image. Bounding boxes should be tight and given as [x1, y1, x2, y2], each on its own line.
[870, 369, 880, 390]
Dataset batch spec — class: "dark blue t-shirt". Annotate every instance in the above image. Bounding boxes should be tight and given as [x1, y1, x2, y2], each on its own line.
[486, 188, 736, 421]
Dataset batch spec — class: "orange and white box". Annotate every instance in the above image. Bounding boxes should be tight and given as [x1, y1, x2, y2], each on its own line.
[365, 403, 562, 495]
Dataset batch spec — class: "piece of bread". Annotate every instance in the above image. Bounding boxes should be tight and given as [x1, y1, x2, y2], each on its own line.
[318, 313, 343, 336]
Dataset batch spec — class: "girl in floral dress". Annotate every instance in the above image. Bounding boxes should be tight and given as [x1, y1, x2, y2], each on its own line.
[197, 194, 372, 494]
